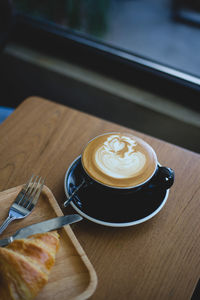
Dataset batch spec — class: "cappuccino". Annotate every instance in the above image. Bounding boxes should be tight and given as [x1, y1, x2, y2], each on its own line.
[82, 133, 157, 188]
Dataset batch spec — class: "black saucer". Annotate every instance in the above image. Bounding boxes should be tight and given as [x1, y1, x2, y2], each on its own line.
[64, 156, 169, 227]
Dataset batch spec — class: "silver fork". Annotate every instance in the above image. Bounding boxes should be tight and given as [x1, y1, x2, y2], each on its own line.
[0, 175, 45, 235]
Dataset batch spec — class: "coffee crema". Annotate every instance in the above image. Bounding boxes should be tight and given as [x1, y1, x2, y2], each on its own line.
[82, 133, 157, 188]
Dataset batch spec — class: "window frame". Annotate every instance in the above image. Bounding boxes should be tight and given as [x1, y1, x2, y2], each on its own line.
[11, 12, 200, 111]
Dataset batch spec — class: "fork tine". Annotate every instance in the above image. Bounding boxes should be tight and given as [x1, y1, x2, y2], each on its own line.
[22, 175, 39, 207]
[17, 174, 34, 205]
[25, 177, 45, 209]
[23, 174, 34, 193]
[32, 178, 45, 205]
[30, 176, 42, 199]
[25, 176, 42, 207]
[28, 175, 39, 197]
[20, 175, 38, 206]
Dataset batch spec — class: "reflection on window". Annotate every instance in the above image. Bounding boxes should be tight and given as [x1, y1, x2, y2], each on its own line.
[14, 0, 110, 37]
[14, 0, 200, 79]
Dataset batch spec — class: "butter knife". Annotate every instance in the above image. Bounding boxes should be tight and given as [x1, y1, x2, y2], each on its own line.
[0, 214, 82, 247]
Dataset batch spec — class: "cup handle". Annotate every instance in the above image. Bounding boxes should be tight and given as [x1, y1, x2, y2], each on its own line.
[147, 166, 175, 190]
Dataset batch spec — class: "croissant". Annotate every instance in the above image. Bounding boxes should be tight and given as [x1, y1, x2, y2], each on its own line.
[0, 231, 60, 300]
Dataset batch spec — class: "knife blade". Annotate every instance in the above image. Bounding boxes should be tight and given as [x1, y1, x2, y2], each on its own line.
[0, 214, 82, 247]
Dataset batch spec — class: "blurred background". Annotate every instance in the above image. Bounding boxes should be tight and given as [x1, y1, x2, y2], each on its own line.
[0, 0, 200, 153]
[13, 0, 200, 78]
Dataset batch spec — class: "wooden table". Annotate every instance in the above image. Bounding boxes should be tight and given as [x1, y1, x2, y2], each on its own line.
[0, 96, 200, 300]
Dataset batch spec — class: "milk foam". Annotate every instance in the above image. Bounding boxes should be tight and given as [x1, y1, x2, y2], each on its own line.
[95, 135, 146, 179]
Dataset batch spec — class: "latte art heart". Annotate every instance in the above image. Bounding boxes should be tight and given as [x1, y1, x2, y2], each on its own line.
[82, 133, 157, 188]
[95, 135, 146, 179]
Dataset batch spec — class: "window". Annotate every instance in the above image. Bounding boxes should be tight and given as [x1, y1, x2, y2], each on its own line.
[11, 0, 200, 109]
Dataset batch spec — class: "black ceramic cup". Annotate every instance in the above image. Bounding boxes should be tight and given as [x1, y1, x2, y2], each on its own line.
[64, 133, 174, 207]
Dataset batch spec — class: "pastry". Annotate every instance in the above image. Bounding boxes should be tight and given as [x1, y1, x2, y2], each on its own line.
[0, 231, 60, 300]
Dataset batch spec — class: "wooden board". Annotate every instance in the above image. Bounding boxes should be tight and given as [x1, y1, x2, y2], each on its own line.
[0, 185, 97, 300]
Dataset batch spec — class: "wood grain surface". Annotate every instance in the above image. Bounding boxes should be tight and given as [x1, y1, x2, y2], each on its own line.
[0, 96, 200, 300]
[0, 185, 97, 300]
